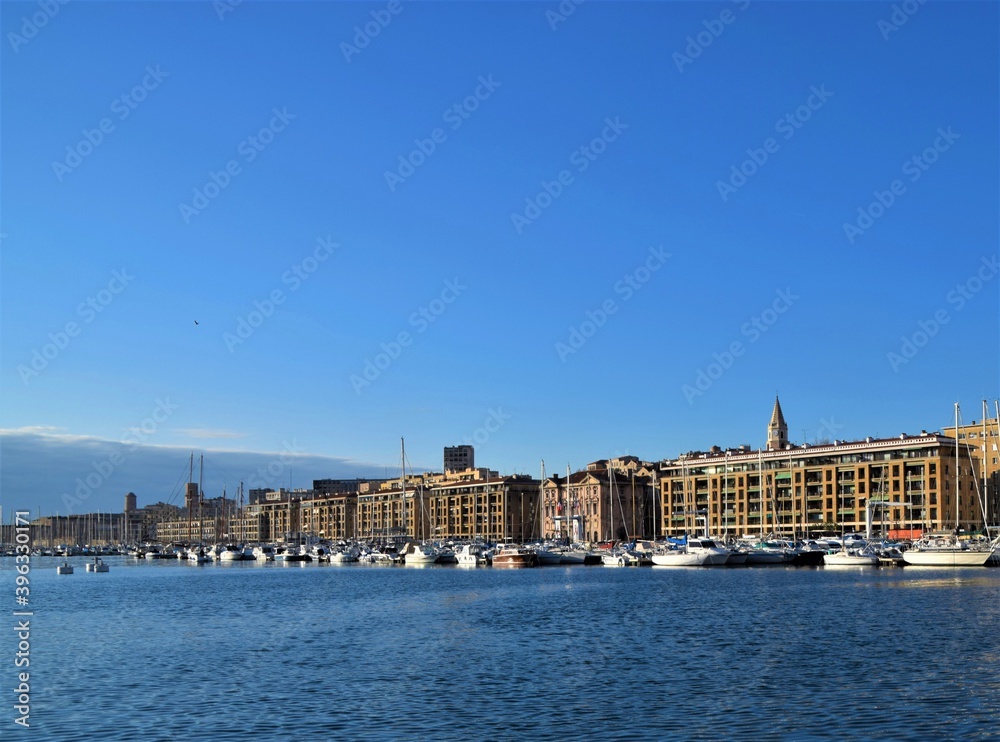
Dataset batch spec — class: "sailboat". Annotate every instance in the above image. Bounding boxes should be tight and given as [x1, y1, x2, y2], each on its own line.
[903, 403, 992, 566]
[187, 455, 212, 563]
[824, 466, 877, 567]
[399, 438, 439, 566]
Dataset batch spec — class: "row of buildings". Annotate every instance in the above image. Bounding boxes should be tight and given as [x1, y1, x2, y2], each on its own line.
[14, 400, 1000, 546]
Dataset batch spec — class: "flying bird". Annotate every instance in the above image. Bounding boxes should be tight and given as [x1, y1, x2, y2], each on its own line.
[194, 320, 199, 326]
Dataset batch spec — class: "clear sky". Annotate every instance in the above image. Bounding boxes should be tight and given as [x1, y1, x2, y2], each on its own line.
[2, 1, 998, 516]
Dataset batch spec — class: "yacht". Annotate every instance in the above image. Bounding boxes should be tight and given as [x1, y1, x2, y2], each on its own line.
[492, 545, 539, 568]
[650, 546, 708, 567]
[455, 543, 491, 566]
[187, 546, 212, 563]
[253, 545, 276, 561]
[402, 542, 440, 565]
[686, 537, 732, 566]
[902, 533, 992, 567]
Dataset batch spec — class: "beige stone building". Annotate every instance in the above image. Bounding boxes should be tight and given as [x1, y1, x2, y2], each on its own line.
[658, 399, 985, 539]
[942, 412, 1000, 525]
[426, 472, 539, 542]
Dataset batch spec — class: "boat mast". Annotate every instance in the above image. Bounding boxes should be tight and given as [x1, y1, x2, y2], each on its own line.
[723, 452, 729, 540]
[198, 454, 204, 544]
[983, 400, 990, 534]
[564, 464, 570, 542]
[539, 460, 545, 542]
[758, 448, 764, 539]
[653, 467, 661, 539]
[955, 403, 961, 534]
[400, 438, 408, 542]
[187, 451, 193, 545]
[239, 482, 244, 544]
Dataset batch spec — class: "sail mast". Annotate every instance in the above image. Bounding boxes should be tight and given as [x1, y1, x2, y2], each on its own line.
[400, 437, 406, 542]
[955, 403, 960, 532]
[538, 460, 545, 542]
[983, 400, 990, 534]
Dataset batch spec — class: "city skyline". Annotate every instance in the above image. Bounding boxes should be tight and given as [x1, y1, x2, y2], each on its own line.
[2, 3, 998, 517]
[3, 393, 997, 517]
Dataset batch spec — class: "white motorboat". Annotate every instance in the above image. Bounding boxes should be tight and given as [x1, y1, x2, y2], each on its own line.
[253, 545, 276, 561]
[276, 544, 311, 562]
[329, 547, 360, 563]
[57, 561, 74, 575]
[402, 542, 440, 565]
[309, 544, 331, 562]
[187, 546, 212, 563]
[686, 537, 732, 566]
[218, 545, 244, 562]
[455, 543, 490, 566]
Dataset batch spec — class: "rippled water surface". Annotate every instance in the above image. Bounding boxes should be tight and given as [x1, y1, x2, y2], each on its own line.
[5, 558, 1000, 740]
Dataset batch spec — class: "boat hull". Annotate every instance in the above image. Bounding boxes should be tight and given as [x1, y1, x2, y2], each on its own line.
[902, 549, 991, 567]
[493, 552, 539, 568]
[651, 552, 706, 567]
[823, 552, 878, 567]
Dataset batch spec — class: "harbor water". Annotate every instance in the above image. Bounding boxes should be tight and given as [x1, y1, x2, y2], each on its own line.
[5, 558, 1000, 740]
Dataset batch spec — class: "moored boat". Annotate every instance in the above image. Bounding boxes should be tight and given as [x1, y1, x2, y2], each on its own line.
[650, 547, 708, 567]
[902, 534, 992, 567]
[402, 542, 440, 565]
[253, 545, 276, 561]
[823, 549, 878, 567]
[492, 546, 539, 568]
[456, 543, 490, 566]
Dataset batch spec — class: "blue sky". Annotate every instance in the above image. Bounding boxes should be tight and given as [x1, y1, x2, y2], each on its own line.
[2, 1, 998, 517]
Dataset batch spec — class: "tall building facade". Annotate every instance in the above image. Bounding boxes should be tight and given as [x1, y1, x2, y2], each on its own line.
[657, 401, 984, 539]
[542, 459, 655, 542]
[444, 445, 474, 473]
[942, 412, 1000, 526]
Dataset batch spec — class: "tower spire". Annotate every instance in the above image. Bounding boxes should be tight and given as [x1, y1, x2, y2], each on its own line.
[767, 396, 788, 451]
